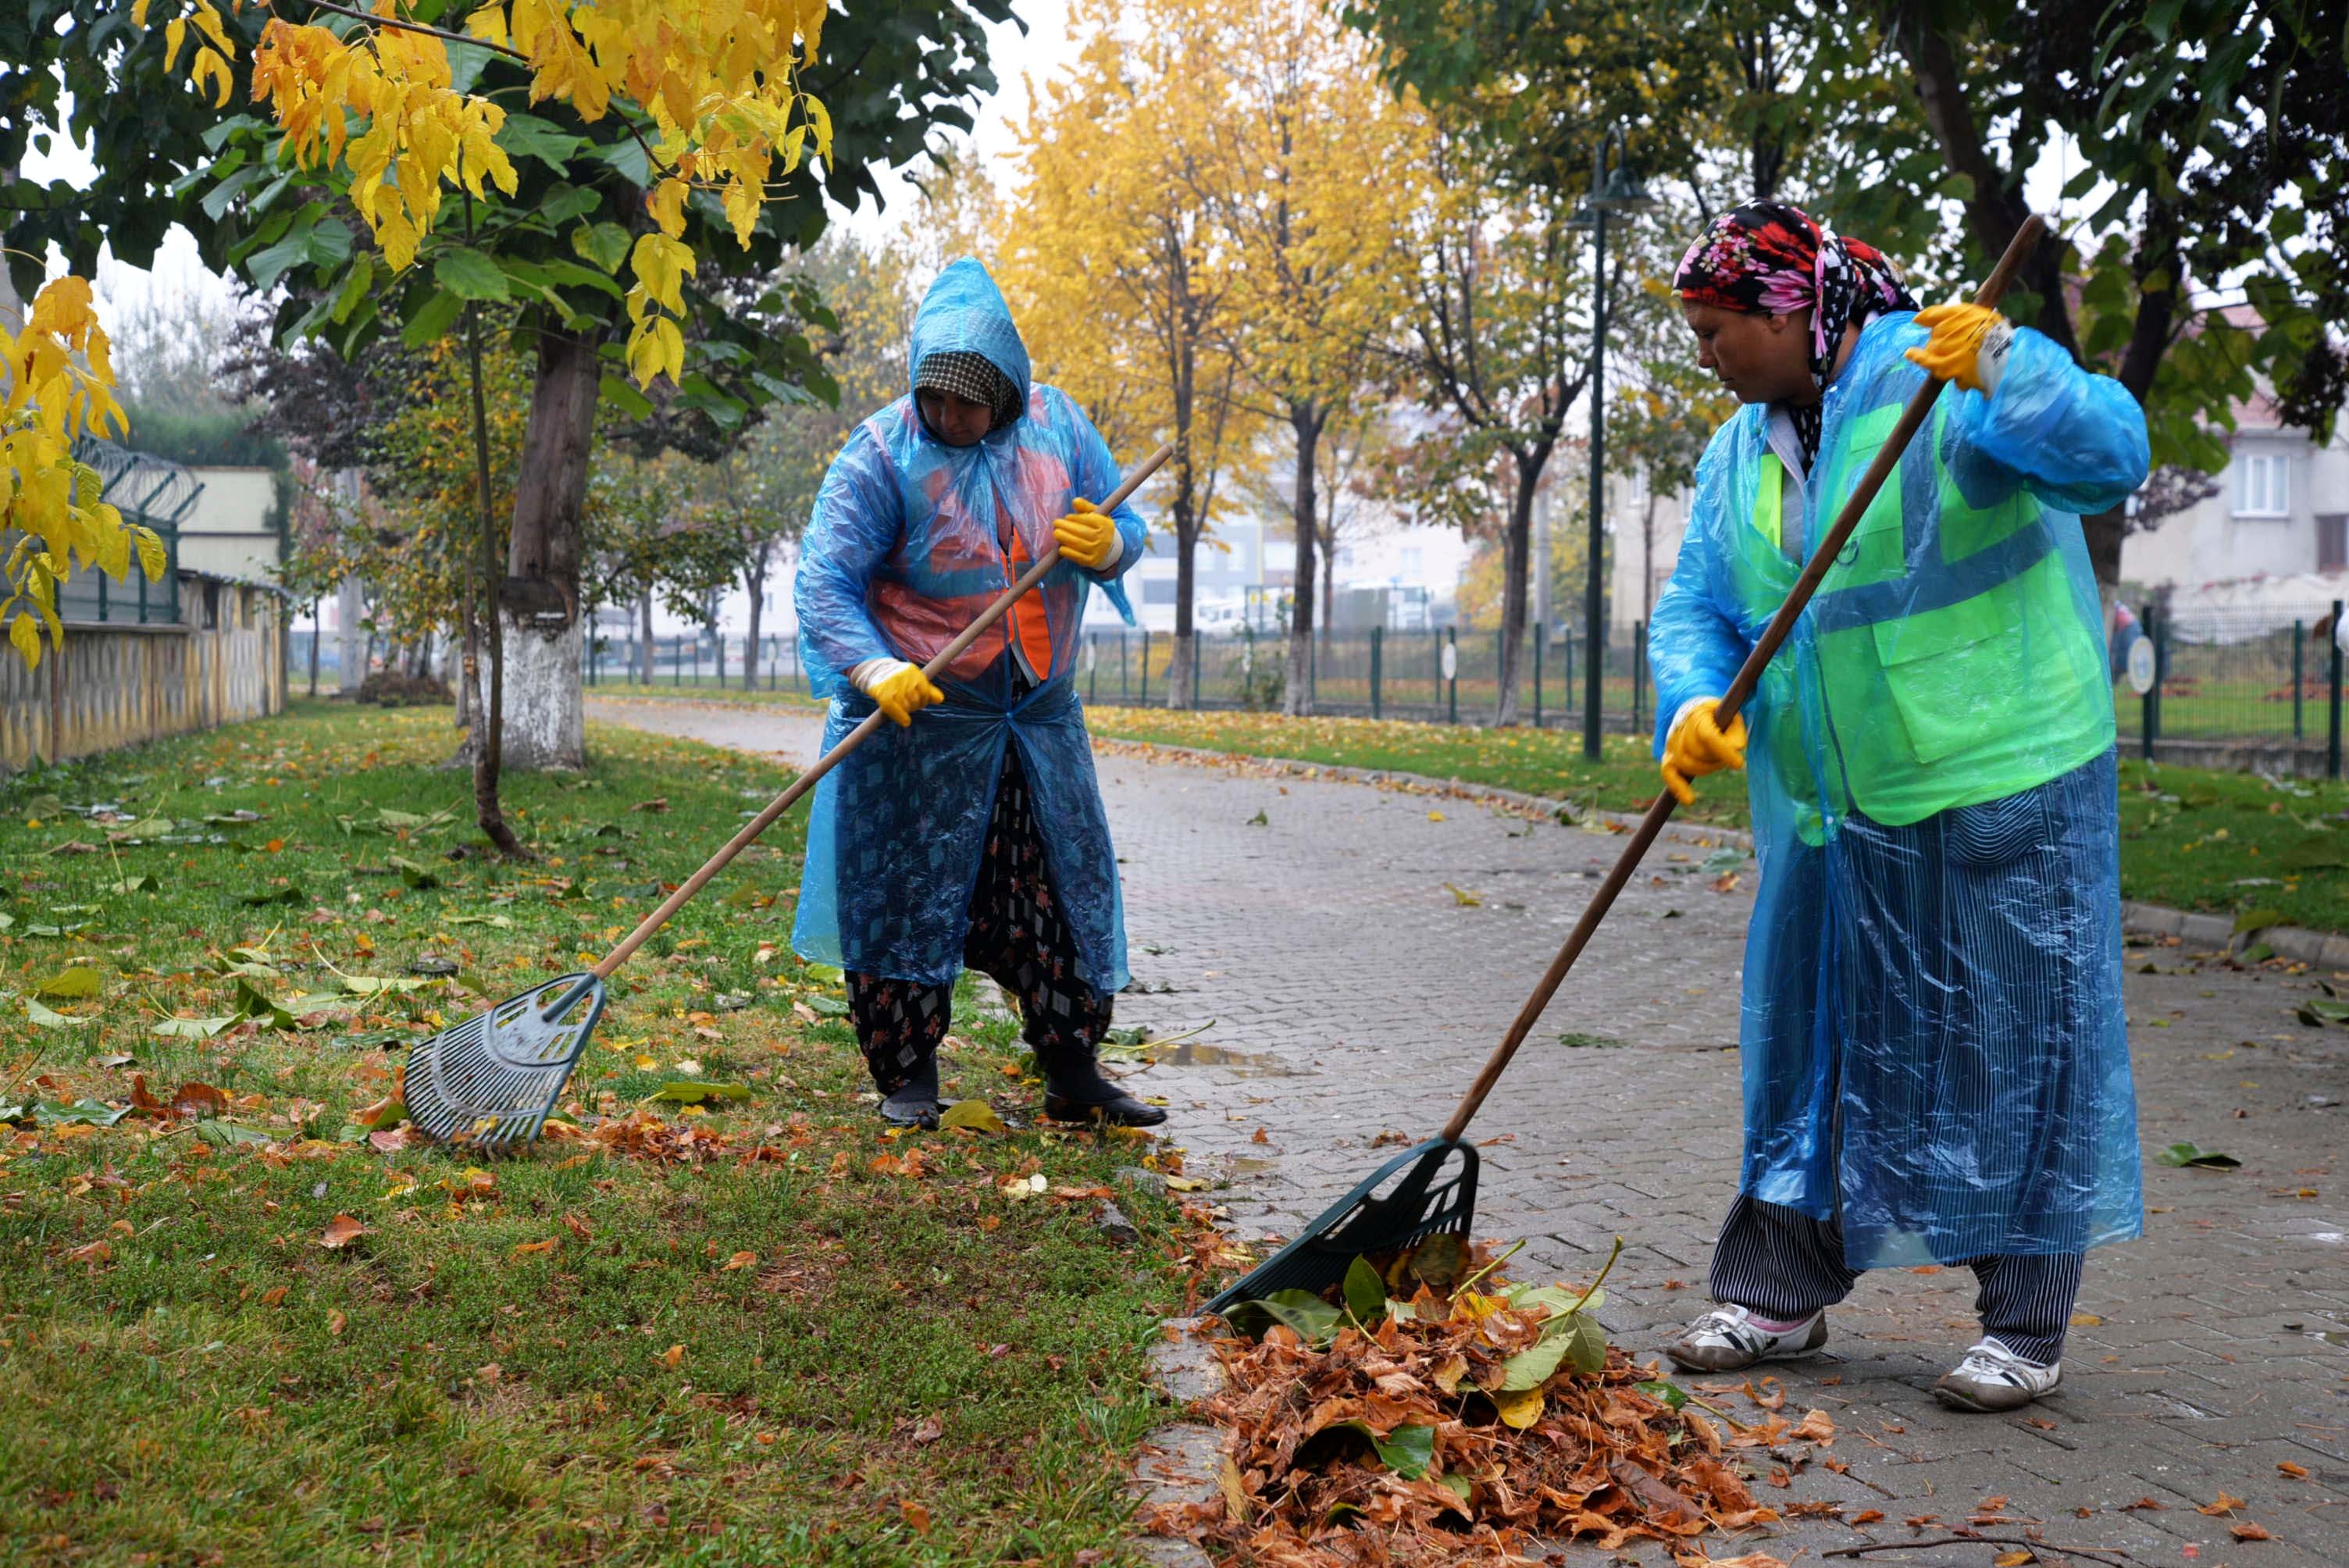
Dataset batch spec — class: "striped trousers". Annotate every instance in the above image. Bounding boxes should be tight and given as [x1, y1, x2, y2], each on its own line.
[1709, 1192, 2083, 1365]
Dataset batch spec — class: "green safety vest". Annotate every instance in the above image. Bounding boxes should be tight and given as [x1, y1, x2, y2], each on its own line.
[1729, 401, 2113, 832]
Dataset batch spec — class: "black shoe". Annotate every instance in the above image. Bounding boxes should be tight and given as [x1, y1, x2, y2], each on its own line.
[1042, 1090, 1167, 1128]
[879, 1096, 947, 1130]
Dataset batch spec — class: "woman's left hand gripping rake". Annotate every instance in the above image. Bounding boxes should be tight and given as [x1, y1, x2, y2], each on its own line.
[404, 443, 1174, 1149]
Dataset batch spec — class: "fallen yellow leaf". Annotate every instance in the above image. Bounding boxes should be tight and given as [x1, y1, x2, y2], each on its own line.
[512, 1238, 558, 1256]
[1490, 1385, 1545, 1429]
[659, 1343, 685, 1368]
[2069, 1312, 2102, 1327]
[721, 1250, 757, 1270]
[938, 1099, 1007, 1135]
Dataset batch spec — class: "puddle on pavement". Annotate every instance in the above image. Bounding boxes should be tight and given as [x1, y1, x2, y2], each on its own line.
[1150, 1042, 1312, 1076]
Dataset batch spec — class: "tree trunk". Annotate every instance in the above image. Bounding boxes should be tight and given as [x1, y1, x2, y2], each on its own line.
[1319, 531, 1337, 640]
[1640, 490, 1662, 625]
[1495, 458, 1537, 727]
[1890, 4, 2080, 362]
[305, 597, 321, 697]
[742, 542, 770, 690]
[638, 589, 654, 684]
[1282, 404, 1324, 717]
[497, 323, 601, 769]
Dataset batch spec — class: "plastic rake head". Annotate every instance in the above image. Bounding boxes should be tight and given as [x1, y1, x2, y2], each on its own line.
[1203, 1138, 1479, 1316]
[405, 973, 608, 1151]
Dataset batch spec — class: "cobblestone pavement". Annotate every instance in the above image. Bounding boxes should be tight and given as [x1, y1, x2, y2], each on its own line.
[591, 699, 2349, 1566]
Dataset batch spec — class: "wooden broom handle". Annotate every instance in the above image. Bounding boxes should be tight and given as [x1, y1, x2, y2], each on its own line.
[1438, 216, 2050, 1144]
[586, 440, 1174, 982]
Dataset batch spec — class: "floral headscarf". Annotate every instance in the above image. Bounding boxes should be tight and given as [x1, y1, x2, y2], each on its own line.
[1675, 200, 1917, 465]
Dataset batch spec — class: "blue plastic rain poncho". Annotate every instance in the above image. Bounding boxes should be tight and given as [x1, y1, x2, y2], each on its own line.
[791, 260, 1146, 992]
[1649, 312, 2151, 1268]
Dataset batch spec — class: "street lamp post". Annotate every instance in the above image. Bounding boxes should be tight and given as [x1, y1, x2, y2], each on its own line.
[1578, 124, 1652, 761]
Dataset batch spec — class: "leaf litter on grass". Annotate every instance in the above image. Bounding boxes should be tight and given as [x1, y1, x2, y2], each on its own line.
[1154, 1235, 1817, 1566]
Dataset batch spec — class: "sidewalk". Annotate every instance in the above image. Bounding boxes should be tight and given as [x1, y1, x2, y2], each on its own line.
[593, 697, 2349, 1564]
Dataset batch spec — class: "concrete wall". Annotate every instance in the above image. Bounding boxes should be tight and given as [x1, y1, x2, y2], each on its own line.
[0, 583, 286, 772]
[179, 465, 283, 583]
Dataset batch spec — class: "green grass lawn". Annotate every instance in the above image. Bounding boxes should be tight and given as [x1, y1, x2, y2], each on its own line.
[1, 702, 1220, 1566]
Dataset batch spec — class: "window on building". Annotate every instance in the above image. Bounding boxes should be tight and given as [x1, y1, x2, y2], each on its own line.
[2234, 450, 2290, 516]
[2319, 514, 2347, 575]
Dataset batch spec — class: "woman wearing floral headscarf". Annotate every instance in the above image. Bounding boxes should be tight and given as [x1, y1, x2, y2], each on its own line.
[1645, 201, 2150, 1412]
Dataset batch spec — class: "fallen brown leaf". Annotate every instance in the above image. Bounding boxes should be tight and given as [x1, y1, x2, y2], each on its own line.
[512, 1238, 558, 1256]
[2230, 1521, 2272, 1541]
[2277, 1460, 2309, 1479]
[318, 1214, 369, 1249]
[720, 1250, 757, 1270]
[65, 1238, 112, 1265]
[658, 1344, 684, 1368]
[328, 1310, 347, 1337]
[2198, 1492, 2246, 1516]
[1848, 1509, 1884, 1525]
[900, 1500, 932, 1533]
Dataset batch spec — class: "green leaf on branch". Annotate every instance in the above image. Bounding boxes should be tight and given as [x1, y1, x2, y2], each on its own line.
[433, 246, 510, 302]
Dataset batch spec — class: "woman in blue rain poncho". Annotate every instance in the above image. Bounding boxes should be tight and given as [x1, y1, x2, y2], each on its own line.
[793, 258, 1164, 1131]
[1644, 202, 2149, 1413]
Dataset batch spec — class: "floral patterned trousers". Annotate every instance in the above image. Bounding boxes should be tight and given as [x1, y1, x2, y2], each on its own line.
[846, 748, 1116, 1095]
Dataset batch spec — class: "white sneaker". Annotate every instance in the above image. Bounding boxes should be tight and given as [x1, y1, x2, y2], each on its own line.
[1659, 1303, 1829, 1372]
[1933, 1338, 2062, 1412]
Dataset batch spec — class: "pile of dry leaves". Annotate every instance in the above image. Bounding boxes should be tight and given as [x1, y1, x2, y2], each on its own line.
[1150, 1237, 1819, 1567]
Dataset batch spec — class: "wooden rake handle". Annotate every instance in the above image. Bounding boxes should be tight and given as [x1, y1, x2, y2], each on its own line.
[1436, 215, 2051, 1145]
[586, 440, 1175, 983]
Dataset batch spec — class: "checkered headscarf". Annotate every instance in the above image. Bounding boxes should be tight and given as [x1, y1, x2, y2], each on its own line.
[915, 350, 1024, 433]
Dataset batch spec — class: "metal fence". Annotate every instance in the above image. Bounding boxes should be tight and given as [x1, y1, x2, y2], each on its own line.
[576, 624, 1663, 731]
[2119, 600, 2345, 777]
[1075, 623, 1658, 732]
[586, 633, 812, 692]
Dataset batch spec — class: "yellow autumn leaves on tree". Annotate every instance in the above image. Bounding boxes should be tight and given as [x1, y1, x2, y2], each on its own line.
[1, 277, 167, 672]
[136, 0, 834, 387]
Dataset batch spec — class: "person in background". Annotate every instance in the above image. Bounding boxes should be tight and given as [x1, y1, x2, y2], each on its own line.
[1645, 201, 2151, 1412]
[793, 258, 1165, 1131]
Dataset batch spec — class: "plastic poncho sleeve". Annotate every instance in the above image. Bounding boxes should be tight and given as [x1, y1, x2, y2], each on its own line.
[1649, 433, 1756, 754]
[1067, 399, 1148, 600]
[796, 422, 908, 698]
[1939, 326, 2151, 517]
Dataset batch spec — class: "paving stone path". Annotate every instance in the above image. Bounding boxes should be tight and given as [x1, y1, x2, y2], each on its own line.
[592, 697, 2349, 1566]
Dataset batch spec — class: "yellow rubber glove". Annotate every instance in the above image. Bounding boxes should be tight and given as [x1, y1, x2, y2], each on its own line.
[857, 658, 944, 727]
[1660, 698, 1748, 807]
[1051, 497, 1120, 570]
[1904, 303, 2012, 395]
